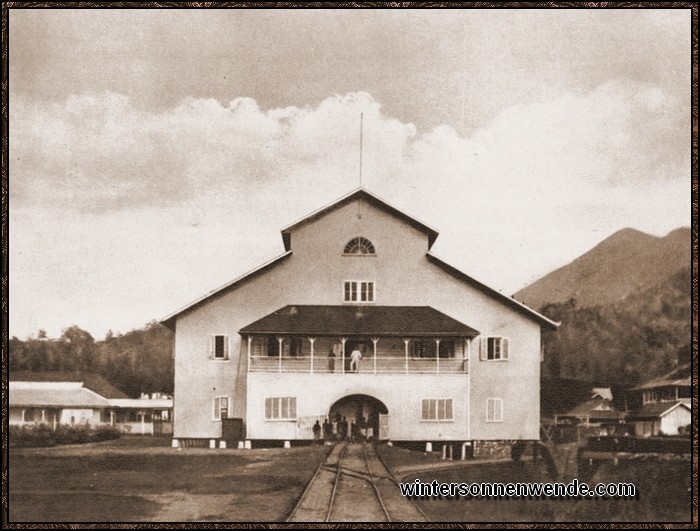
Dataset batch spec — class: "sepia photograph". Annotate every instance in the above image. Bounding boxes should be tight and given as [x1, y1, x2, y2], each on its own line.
[5, 4, 695, 525]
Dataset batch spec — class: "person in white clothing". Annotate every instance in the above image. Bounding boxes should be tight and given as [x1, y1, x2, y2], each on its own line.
[349, 347, 363, 373]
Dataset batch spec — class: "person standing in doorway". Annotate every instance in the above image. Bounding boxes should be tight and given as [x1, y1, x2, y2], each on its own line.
[323, 417, 332, 444]
[312, 420, 321, 444]
[340, 416, 349, 441]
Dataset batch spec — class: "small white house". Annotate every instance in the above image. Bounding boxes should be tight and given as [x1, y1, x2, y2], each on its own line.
[9, 375, 173, 435]
[629, 402, 691, 437]
[9, 381, 110, 429]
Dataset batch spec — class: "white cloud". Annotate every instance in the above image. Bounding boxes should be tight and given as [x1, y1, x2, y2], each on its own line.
[9, 84, 690, 338]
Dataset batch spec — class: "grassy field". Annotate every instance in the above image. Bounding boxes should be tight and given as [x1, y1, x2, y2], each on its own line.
[9, 436, 330, 523]
[378, 446, 692, 523]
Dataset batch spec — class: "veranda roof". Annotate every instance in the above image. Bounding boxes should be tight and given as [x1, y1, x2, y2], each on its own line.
[239, 305, 479, 337]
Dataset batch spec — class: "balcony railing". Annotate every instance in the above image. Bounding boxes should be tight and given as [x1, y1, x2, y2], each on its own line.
[249, 355, 468, 374]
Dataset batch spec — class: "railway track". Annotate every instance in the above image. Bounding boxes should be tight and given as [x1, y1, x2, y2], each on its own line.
[288, 442, 427, 522]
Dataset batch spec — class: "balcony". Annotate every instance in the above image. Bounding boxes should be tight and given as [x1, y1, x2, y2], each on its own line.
[249, 355, 467, 374]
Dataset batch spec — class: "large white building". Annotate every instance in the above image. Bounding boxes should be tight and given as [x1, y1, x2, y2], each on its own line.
[162, 188, 558, 447]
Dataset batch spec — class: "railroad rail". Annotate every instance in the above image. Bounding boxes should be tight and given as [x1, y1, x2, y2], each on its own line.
[288, 442, 427, 522]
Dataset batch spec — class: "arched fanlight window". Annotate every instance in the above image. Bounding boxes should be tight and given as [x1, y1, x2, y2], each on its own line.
[344, 237, 376, 255]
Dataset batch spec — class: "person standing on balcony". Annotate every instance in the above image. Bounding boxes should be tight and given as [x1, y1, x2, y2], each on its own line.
[328, 343, 337, 373]
[350, 346, 363, 373]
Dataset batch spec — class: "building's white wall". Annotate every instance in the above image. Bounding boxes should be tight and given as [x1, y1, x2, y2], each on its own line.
[660, 406, 691, 435]
[59, 408, 98, 425]
[9, 408, 24, 425]
[247, 373, 469, 441]
[172, 197, 543, 441]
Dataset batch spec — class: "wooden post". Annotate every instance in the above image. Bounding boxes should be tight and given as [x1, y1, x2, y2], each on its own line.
[403, 338, 410, 374]
[465, 338, 470, 373]
[435, 338, 441, 374]
[21, 409, 25, 426]
[247, 335, 252, 372]
[278, 337, 284, 373]
[309, 337, 316, 373]
[372, 338, 379, 374]
[340, 338, 347, 374]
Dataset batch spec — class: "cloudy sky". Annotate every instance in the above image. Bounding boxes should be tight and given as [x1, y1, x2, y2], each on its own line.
[9, 8, 691, 339]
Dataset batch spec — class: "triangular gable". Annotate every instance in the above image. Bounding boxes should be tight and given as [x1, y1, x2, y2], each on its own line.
[280, 188, 439, 251]
[161, 187, 559, 331]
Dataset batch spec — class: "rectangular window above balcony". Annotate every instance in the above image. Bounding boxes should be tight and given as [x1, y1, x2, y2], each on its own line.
[344, 281, 375, 303]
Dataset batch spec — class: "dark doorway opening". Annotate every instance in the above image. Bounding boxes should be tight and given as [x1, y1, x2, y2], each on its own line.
[329, 394, 388, 441]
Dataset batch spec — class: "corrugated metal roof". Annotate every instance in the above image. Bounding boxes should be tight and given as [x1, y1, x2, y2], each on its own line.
[239, 305, 479, 337]
[629, 401, 691, 419]
[632, 377, 691, 390]
[9, 384, 112, 408]
[9, 371, 129, 399]
[631, 364, 691, 390]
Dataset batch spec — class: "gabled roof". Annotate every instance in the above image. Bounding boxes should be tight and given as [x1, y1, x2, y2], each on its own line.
[9, 382, 112, 408]
[562, 397, 621, 420]
[629, 401, 691, 419]
[160, 188, 559, 331]
[9, 371, 129, 399]
[631, 364, 691, 391]
[239, 305, 479, 337]
[591, 388, 613, 401]
[161, 251, 293, 329]
[280, 188, 440, 251]
[426, 253, 560, 330]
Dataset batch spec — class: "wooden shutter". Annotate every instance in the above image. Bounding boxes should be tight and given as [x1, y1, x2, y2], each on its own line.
[502, 338, 510, 360]
[208, 335, 214, 358]
[479, 337, 488, 361]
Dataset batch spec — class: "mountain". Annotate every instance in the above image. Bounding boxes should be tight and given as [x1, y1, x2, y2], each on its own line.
[515, 227, 691, 309]
[539, 264, 691, 386]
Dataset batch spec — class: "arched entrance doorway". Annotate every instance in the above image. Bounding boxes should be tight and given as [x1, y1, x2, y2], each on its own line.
[329, 394, 388, 441]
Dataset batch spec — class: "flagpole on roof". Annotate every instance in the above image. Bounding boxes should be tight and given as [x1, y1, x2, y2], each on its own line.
[359, 112, 363, 188]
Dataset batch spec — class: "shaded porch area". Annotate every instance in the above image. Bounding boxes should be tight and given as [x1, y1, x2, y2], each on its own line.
[240, 305, 479, 374]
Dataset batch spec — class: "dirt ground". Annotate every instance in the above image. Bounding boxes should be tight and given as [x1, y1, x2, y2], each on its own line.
[376, 445, 693, 523]
[10, 438, 692, 524]
[8, 436, 330, 522]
